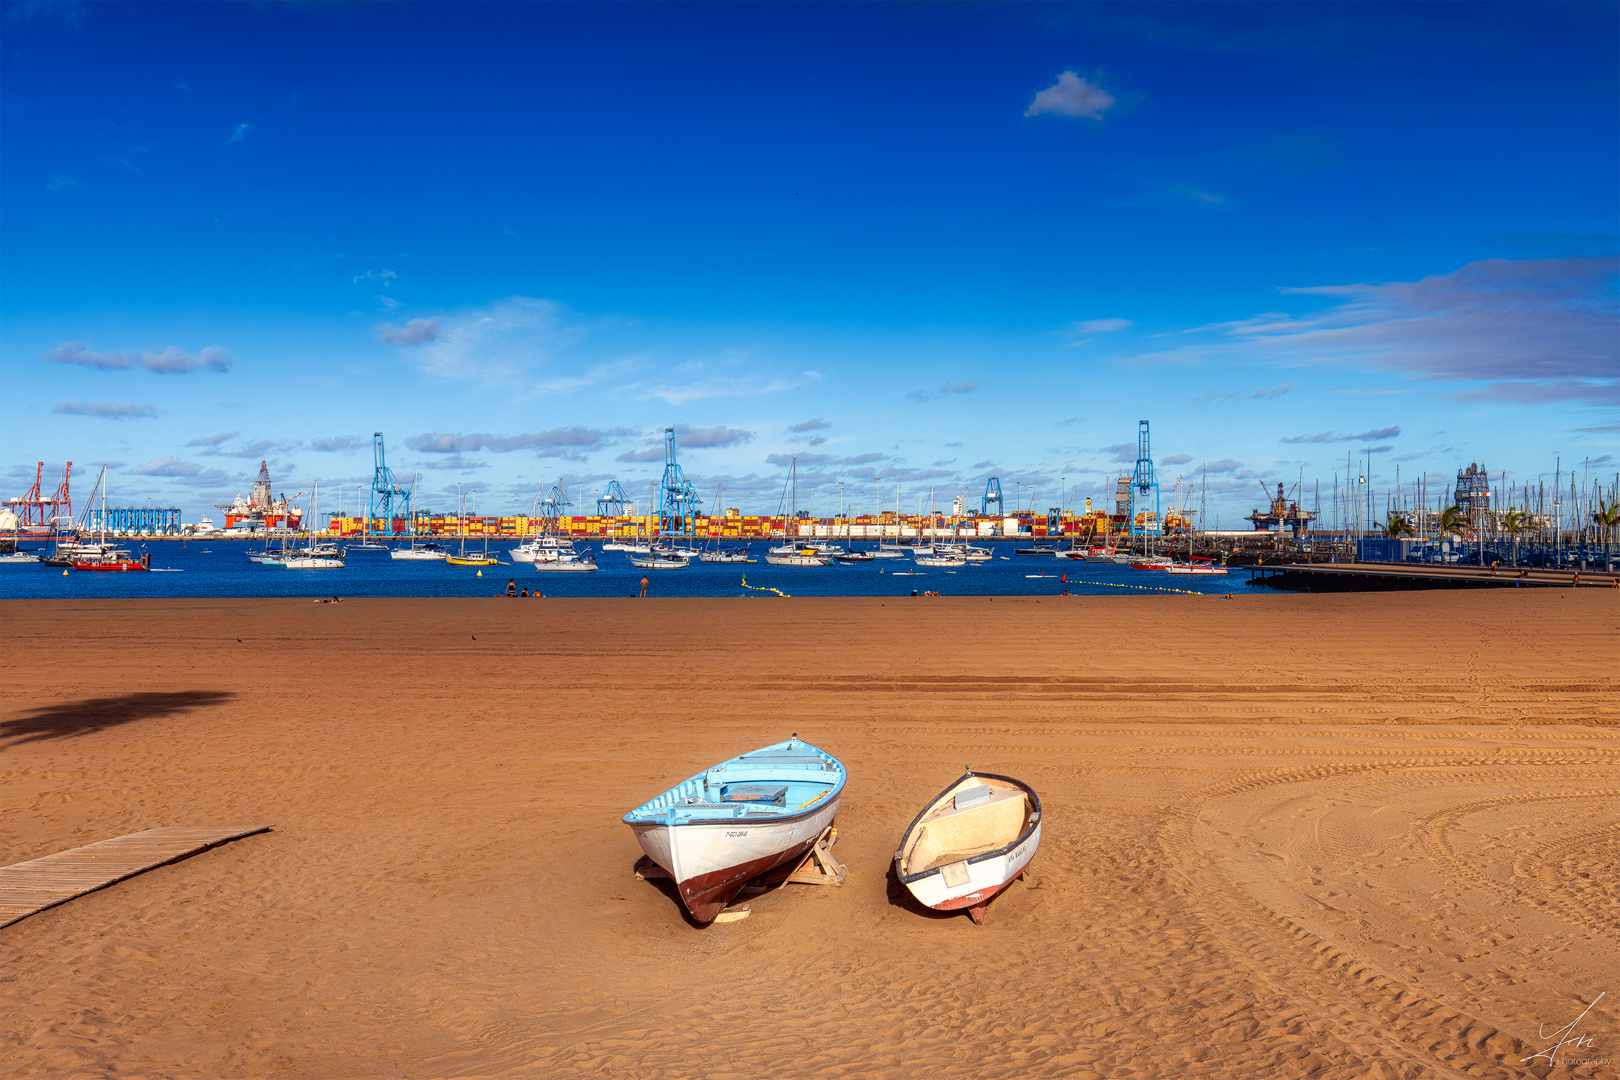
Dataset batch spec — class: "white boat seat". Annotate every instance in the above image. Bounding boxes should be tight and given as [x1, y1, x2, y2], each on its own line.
[906, 788, 1028, 874]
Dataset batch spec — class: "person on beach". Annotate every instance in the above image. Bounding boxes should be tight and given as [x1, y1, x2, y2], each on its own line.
[639, 575, 649, 597]
[505, 579, 517, 597]
[519, 587, 529, 598]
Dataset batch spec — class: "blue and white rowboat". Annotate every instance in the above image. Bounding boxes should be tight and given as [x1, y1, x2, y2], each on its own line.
[624, 737, 846, 923]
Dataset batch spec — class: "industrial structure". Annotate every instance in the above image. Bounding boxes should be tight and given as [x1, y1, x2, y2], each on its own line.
[539, 482, 571, 518]
[596, 480, 632, 517]
[368, 432, 413, 535]
[4, 462, 72, 532]
[215, 461, 304, 530]
[1453, 462, 1491, 521]
[88, 506, 182, 535]
[1130, 421, 1160, 537]
[659, 427, 701, 528]
[1245, 481, 1318, 538]
[981, 477, 1003, 517]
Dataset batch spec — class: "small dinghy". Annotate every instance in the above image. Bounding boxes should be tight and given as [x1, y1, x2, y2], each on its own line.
[893, 771, 1041, 924]
[624, 737, 846, 923]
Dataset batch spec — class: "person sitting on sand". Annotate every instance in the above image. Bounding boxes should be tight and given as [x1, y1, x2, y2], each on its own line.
[505, 579, 517, 597]
[519, 587, 529, 598]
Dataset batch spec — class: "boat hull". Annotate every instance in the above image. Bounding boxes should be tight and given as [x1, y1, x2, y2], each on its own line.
[895, 772, 1042, 923]
[628, 794, 841, 923]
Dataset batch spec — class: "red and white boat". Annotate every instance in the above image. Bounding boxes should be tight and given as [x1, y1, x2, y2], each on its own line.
[71, 549, 150, 571]
[894, 771, 1041, 924]
[624, 737, 846, 923]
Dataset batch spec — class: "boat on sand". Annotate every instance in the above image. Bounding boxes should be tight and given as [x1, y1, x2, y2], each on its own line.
[894, 770, 1041, 924]
[624, 737, 846, 923]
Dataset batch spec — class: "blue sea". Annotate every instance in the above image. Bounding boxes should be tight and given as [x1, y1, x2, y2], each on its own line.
[0, 541, 1262, 600]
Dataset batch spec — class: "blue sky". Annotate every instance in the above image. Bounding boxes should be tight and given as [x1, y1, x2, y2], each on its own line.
[3, 1, 1615, 525]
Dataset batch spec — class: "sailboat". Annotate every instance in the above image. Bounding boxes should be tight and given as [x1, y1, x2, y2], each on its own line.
[446, 490, 500, 566]
[281, 483, 344, 568]
[765, 458, 837, 566]
[71, 470, 150, 571]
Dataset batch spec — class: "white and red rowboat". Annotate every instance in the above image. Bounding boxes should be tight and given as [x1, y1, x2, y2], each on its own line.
[894, 771, 1041, 924]
[624, 737, 846, 923]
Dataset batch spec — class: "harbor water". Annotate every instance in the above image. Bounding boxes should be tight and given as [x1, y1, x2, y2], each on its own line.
[0, 542, 1263, 600]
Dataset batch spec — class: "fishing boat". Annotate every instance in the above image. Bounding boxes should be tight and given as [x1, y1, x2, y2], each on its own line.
[893, 770, 1041, 925]
[624, 736, 846, 923]
[532, 551, 598, 572]
[629, 553, 689, 569]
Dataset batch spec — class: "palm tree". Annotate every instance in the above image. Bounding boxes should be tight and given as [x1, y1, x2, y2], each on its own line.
[1592, 499, 1620, 571]
[1501, 509, 1529, 567]
[1435, 505, 1469, 564]
[1376, 511, 1414, 541]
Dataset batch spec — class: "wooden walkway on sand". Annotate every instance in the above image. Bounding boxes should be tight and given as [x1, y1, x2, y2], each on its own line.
[0, 825, 271, 928]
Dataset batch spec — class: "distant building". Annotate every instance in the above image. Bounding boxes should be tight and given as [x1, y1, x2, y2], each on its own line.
[1454, 462, 1490, 521]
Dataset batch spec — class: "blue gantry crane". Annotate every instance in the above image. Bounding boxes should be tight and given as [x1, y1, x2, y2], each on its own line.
[1130, 420, 1160, 540]
[659, 427, 701, 529]
[596, 479, 631, 517]
[539, 482, 572, 518]
[981, 477, 1004, 517]
[369, 432, 412, 535]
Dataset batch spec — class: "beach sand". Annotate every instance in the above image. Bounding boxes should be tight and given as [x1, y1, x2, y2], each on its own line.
[1, 591, 1616, 1080]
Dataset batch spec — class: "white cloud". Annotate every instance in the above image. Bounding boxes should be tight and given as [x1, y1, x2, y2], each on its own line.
[376, 317, 441, 345]
[1025, 70, 1116, 120]
[906, 381, 979, 403]
[46, 173, 77, 191]
[394, 296, 582, 387]
[1134, 257, 1617, 406]
[1253, 381, 1299, 400]
[1078, 318, 1132, 333]
[44, 340, 232, 373]
[226, 122, 254, 146]
[52, 400, 156, 419]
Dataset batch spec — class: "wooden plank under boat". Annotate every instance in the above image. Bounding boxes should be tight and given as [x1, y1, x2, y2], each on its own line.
[624, 737, 846, 923]
[893, 771, 1041, 924]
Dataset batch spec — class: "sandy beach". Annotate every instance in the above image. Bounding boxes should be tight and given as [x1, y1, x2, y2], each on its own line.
[1, 591, 1616, 1080]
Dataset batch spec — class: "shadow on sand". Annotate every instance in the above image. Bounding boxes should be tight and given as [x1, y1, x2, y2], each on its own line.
[1, 690, 235, 747]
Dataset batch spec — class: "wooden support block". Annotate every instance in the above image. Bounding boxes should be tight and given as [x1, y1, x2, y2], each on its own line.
[632, 855, 670, 881]
[782, 827, 848, 887]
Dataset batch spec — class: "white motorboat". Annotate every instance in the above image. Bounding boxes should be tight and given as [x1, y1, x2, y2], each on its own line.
[629, 553, 690, 569]
[914, 554, 966, 568]
[601, 540, 650, 553]
[0, 550, 42, 564]
[281, 555, 344, 569]
[1166, 563, 1229, 575]
[894, 771, 1041, 925]
[765, 548, 837, 567]
[699, 548, 752, 563]
[532, 552, 599, 572]
[512, 536, 575, 563]
[390, 542, 449, 561]
[624, 737, 846, 923]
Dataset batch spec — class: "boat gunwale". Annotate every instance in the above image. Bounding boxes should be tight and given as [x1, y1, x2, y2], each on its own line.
[622, 740, 847, 827]
[893, 770, 1042, 885]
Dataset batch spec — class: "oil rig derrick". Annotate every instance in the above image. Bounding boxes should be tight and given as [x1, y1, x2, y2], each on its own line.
[369, 432, 413, 534]
[596, 480, 632, 517]
[5, 462, 72, 528]
[658, 427, 701, 528]
[981, 477, 1004, 517]
[1130, 420, 1160, 537]
[1245, 480, 1317, 539]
